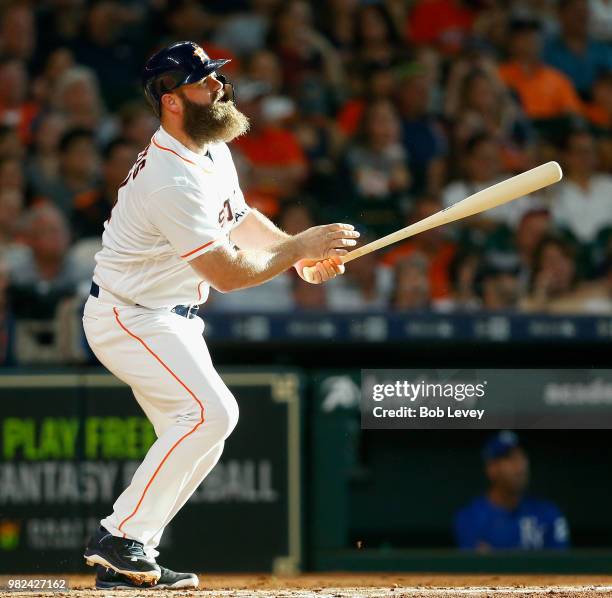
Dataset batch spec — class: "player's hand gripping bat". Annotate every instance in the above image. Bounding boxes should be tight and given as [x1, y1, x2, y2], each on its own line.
[302, 161, 563, 283]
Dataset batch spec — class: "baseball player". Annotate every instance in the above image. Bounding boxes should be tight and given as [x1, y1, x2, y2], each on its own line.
[454, 431, 570, 551]
[82, 41, 358, 589]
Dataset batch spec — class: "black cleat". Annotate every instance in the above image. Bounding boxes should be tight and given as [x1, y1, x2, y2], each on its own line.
[95, 565, 199, 590]
[84, 526, 161, 586]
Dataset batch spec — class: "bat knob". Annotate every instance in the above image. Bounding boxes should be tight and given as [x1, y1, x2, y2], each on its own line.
[302, 265, 316, 283]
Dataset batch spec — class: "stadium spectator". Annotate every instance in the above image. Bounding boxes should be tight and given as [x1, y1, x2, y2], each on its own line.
[326, 235, 393, 311]
[543, 0, 612, 99]
[406, 0, 475, 55]
[233, 81, 307, 217]
[164, 0, 214, 44]
[498, 18, 582, 121]
[319, 0, 359, 66]
[352, 3, 403, 67]
[212, 0, 277, 57]
[0, 4, 36, 65]
[26, 113, 67, 199]
[583, 72, 612, 132]
[396, 62, 447, 195]
[118, 102, 158, 150]
[443, 135, 534, 235]
[70, 0, 140, 110]
[32, 47, 75, 107]
[40, 128, 99, 218]
[293, 107, 340, 180]
[72, 138, 138, 240]
[391, 253, 431, 310]
[246, 49, 286, 96]
[383, 196, 456, 300]
[8, 205, 80, 316]
[513, 209, 553, 290]
[433, 249, 481, 312]
[340, 99, 410, 235]
[7, 204, 85, 363]
[521, 235, 579, 312]
[482, 207, 553, 291]
[267, 0, 344, 97]
[34, 0, 85, 69]
[335, 64, 396, 138]
[52, 66, 115, 141]
[551, 129, 612, 243]
[0, 58, 39, 145]
[445, 64, 532, 172]
[455, 431, 570, 550]
[477, 263, 521, 310]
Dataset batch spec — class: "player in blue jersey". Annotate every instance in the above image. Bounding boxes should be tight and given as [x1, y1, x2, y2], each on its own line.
[454, 431, 570, 551]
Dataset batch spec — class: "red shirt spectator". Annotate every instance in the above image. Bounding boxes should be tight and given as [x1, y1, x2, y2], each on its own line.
[383, 241, 457, 300]
[233, 126, 307, 217]
[407, 0, 475, 55]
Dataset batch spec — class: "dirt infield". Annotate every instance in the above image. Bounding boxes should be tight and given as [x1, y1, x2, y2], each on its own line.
[2, 574, 612, 598]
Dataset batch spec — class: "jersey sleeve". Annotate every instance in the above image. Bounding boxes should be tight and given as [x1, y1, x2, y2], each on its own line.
[147, 185, 230, 261]
[230, 186, 251, 230]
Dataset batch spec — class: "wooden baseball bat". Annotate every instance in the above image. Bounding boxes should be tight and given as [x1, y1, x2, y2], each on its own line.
[303, 161, 562, 281]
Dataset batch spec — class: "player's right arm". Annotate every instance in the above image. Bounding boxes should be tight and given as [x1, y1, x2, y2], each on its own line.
[147, 185, 358, 292]
[190, 223, 357, 293]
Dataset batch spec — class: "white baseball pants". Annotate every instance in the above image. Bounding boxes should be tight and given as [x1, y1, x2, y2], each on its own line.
[82, 292, 239, 557]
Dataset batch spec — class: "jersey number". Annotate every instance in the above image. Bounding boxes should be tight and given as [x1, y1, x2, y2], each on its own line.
[218, 199, 233, 226]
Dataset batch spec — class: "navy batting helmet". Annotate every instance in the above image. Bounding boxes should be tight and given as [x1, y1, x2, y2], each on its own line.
[142, 41, 233, 117]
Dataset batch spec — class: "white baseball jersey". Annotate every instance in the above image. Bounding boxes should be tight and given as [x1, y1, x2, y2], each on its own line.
[93, 126, 250, 309]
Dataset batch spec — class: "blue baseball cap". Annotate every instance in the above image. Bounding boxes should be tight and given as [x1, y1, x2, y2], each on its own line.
[482, 431, 521, 461]
[142, 41, 231, 117]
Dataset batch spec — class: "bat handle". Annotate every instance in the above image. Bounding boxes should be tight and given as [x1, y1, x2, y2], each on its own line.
[299, 253, 351, 283]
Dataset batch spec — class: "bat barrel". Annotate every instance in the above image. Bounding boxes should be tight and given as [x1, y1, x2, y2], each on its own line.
[342, 161, 563, 264]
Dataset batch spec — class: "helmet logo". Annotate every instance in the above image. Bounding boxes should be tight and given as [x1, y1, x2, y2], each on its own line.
[192, 45, 208, 64]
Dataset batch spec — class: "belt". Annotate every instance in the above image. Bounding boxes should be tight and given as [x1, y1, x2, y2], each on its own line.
[90, 281, 199, 319]
[170, 304, 199, 318]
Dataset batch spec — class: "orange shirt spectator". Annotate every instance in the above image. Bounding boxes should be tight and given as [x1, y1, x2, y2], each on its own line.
[498, 62, 582, 119]
[235, 126, 305, 167]
[407, 0, 474, 55]
[382, 241, 457, 299]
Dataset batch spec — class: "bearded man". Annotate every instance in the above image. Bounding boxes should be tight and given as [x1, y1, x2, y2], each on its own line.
[82, 41, 358, 589]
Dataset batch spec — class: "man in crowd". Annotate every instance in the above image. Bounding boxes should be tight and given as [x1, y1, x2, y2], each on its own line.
[455, 431, 570, 550]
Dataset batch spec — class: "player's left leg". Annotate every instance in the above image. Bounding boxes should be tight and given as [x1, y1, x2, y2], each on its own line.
[93, 387, 220, 589]
[142, 440, 226, 559]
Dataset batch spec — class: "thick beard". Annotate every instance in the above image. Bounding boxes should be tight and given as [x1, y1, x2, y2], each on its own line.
[180, 92, 250, 147]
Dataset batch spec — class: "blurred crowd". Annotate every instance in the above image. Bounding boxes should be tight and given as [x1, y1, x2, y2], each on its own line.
[1, 0, 612, 363]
